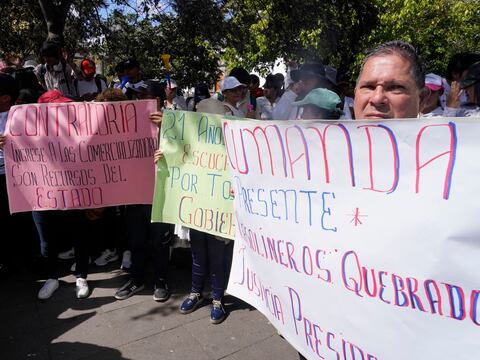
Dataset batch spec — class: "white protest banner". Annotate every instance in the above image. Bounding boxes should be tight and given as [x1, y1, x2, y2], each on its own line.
[4, 100, 158, 212]
[224, 117, 480, 360]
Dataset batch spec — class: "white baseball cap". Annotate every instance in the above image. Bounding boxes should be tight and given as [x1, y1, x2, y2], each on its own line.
[167, 79, 178, 88]
[221, 76, 246, 92]
[425, 73, 444, 91]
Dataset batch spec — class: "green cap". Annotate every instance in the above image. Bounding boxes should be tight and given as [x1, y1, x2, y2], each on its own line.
[459, 61, 480, 89]
[293, 88, 341, 111]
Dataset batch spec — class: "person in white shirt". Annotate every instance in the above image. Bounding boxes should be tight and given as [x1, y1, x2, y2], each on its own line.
[163, 79, 187, 110]
[221, 76, 246, 117]
[420, 73, 445, 117]
[35, 41, 79, 98]
[75, 59, 107, 101]
[256, 74, 282, 120]
[272, 62, 334, 120]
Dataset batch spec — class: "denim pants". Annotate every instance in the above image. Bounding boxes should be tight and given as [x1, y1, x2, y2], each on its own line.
[33, 210, 90, 279]
[125, 204, 172, 287]
[189, 229, 230, 300]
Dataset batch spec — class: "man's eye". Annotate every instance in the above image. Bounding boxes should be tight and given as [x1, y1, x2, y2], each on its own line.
[388, 85, 405, 91]
[361, 85, 375, 90]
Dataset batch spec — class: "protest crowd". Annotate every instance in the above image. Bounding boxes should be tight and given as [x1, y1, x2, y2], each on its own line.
[0, 37, 479, 359]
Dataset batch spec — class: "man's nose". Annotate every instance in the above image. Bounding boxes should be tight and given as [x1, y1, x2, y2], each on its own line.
[369, 86, 387, 105]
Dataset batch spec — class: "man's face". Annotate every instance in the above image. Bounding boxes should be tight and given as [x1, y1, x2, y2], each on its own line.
[263, 87, 277, 100]
[464, 84, 476, 104]
[126, 66, 140, 81]
[299, 75, 322, 94]
[45, 56, 59, 67]
[165, 86, 176, 98]
[422, 89, 442, 112]
[354, 54, 423, 119]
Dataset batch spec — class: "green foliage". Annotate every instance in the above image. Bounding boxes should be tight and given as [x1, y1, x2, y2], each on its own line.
[99, 1, 225, 87]
[362, 0, 480, 76]
[0, 0, 478, 85]
[222, 0, 378, 78]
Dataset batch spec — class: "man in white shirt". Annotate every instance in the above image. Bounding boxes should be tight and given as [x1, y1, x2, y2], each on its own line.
[256, 74, 282, 120]
[35, 41, 79, 98]
[272, 62, 334, 120]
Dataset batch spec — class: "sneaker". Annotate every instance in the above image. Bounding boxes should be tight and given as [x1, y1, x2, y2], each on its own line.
[76, 278, 89, 299]
[71, 258, 91, 272]
[180, 292, 203, 314]
[210, 299, 226, 324]
[94, 249, 119, 266]
[120, 250, 132, 270]
[58, 248, 75, 260]
[153, 282, 170, 302]
[38, 279, 59, 300]
[114, 280, 145, 300]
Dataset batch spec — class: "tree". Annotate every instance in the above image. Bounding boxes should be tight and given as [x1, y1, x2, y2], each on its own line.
[38, 0, 73, 44]
[222, 0, 378, 78]
[361, 0, 480, 76]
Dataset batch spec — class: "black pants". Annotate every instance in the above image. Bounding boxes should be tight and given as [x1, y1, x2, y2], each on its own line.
[33, 210, 90, 279]
[126, 205, 172, 287]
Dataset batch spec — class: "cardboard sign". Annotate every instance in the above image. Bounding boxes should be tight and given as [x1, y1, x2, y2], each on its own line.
[224, 118, 480, 360]
[152, 110, 234, 239]
[4, 100, 158, 212]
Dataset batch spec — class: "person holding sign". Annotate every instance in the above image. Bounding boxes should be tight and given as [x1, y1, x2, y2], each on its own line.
[354, 40, 427, 120]
[114, 84, 175, 302]
[0, 73, 19, 278]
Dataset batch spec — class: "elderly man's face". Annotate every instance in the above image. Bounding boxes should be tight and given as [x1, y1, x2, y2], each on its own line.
[354, 54, 423, 119]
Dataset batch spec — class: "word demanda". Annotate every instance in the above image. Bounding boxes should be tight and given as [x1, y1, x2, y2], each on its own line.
[224, 122, 457, 199]
[9, 102, 139, 137]
[342, 250, 480, 327]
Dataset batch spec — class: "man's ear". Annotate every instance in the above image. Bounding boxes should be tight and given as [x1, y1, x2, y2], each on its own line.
[419, 86, 430, 109]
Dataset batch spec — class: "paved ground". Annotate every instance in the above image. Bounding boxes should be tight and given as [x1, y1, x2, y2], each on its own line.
[0, 249, 299, 360]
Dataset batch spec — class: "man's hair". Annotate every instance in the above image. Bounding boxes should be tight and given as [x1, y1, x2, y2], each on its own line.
[95, 88, 127, 102]
[249, 74, 260, 86]
[446, 53, 480, 82]
[359, 40, 425, 89]
[0, 73, 19, 104]
[40, 41, 60, 58]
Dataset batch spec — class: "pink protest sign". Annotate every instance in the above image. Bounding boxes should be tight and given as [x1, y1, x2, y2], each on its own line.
[4, 99, 158, 213]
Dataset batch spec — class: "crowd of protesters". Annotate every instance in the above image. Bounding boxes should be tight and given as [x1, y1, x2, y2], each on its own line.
[0, 39, 480, 339]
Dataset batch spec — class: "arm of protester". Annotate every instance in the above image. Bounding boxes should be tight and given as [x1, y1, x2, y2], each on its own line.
[444, 81, 463, 117]
[150, 111, 163, 127]
[446, 81, 461, 109]
[154, 149, 163, 164]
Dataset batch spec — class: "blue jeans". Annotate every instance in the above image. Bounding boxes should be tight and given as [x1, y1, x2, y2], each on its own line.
[189, 229, 230, 300]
